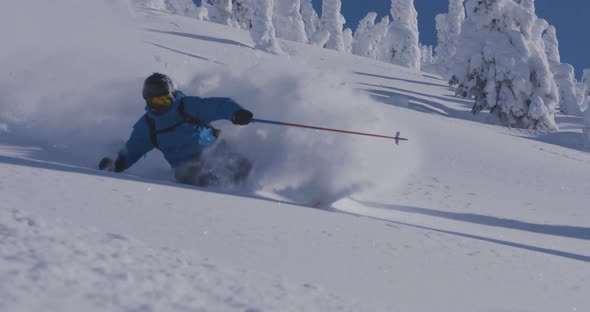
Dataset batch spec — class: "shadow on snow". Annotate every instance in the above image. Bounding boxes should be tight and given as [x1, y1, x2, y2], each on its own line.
[144, 29, 252, 49]
[353, 71, 449, 88]
[357, 82, 476, 120]
[340, 200, 590, 264]
[511, 130, 589, 154]
[357, 81, 589, 153]
[385, 221, 590, 263]
[355, 199, 590, 241]
[145, 41, 226, 65]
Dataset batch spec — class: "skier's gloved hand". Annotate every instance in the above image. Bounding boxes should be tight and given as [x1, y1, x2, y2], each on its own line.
[232, 109, 253, 125]
[99, 156, 127, 172]
[99, 157, 114, 171]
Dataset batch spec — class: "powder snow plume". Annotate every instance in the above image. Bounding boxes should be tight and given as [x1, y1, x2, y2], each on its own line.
[0, 0, 158, 166]
[0, 0, 416, 204]
[180, 65, 413, 203]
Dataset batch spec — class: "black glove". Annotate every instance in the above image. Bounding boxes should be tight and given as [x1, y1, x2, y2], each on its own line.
[232, 109, 253, 125]
[99, 157, 114, 171]
[99, 157, 127, 172]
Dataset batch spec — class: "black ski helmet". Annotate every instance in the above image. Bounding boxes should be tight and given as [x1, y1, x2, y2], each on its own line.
[143, 73, 175, 100]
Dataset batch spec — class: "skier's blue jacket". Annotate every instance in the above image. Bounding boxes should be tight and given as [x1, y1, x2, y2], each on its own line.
[116, 90, 243, 171]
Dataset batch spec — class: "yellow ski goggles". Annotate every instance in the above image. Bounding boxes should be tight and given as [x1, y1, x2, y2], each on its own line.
[147, 93, 174, 107]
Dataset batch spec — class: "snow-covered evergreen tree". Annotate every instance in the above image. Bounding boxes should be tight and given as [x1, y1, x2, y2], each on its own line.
[133, 0, 201, 18]
[552, 63, 582, 116]
[247, 0, 282, 54]
[420, 44, 434, 66]
[165, 0, 201, 17]
[320, 0, 345, 51]
[309, 29, 330, 47]
[352, 13, 376, 57]
[131, 0, 166, 11]
[233, 0, 254, 29]
[514, 0, 534, 11]
[370, 16, 390, 61]
[194, 5, 209, 20]
[381, 0, 420, 70]
[300, 0, 320, 40]
[272, 0, 307, 43]
[205, 0, 236, 26]
[342, 28, 353, 54]
[584, 106, 590, 150]
[450, 0, 558, 130]
[581, 69, 590, 101]
[435, 0, 465, 76]
[542, 23, 582, 116]
[352, 13, 389, 60]
[543, 24, 560, 62]
[575, 81, 587, 109]
[435, 14, 448, 58]
[579, 69, 590, 112]
[582, 69, 590, 87]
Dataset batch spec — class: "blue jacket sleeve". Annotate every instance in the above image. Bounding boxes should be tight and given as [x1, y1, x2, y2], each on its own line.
[115, 117, 154, 172]
[185, 96, 244, 123]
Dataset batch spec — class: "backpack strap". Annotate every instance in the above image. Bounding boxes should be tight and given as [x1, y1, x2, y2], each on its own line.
[178, 98, 221, 137]
[144, 115, 159, 149]
[178, 98, 198, 123]
[143, 98, 221, 149]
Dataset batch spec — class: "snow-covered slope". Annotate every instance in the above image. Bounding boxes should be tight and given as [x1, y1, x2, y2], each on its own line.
[1, 1, 590, 311]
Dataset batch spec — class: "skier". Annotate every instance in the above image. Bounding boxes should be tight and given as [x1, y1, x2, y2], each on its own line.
[99, 73, 254, 186]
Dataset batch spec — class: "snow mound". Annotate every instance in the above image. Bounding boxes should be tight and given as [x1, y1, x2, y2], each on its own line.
[0, 208, 358, 312]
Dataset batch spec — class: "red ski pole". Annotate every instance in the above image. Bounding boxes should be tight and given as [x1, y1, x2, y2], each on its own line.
[252, 118, 408, 144]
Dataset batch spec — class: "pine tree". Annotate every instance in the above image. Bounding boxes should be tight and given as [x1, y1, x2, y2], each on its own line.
[582, 69, 590, 87]
[342, 28, 353, 54]
[514, 0, 534, 11]
[583, 71, 590, 148]
[542, 23, 582, 116]
[246, 0, 282, 54]
[309, 29, 330, 47]
[450, 0, 558, 129]
[206, 0, 236, 26]
[132, 0, 166, 11]
[273, 0, 307, 43]
[435, 0, 465, 76]
[543, 24, 560, 62]
[420, 44, 434, 66]
[233, 0, 254, 29]
[133, 0, 202, 17]
[352, 13, 389, 60]
[579, 69, 590, 112]
[575, 81, 587, 110]
[382, 0, 420, 70]
[584, 106, 590, 150]
[300, 0, 320, 40]
[352, 13, 377, 57]
[320, 0, 345, 51]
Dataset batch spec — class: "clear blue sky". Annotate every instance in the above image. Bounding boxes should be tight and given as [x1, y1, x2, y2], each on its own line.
[310, 0, 589, 78]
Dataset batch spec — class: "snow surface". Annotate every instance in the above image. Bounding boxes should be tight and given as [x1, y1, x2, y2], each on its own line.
[1, 1, 590, 311]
